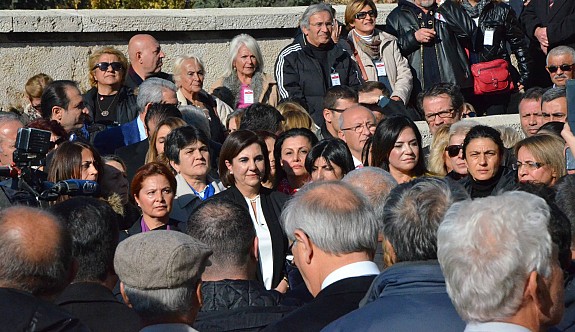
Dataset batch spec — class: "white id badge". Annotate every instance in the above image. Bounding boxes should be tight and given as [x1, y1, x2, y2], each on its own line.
[484, 29, 495, 46]
[375, 61, 387, 77]
[331, 73, 341, 86]
[243, 89, 254, 104]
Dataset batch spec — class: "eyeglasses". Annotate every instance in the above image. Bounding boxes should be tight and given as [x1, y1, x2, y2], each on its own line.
[445, 144, 463, 158]
[512, 161, 545, 171]
[310, 21, 334, 28]
[355, 9, 377, 20]
[425, 109, 456, 122]
[327, 107, 346, 113]
[546, 64, 575, 73]
[340, 122, 376, 134]
[93, 62, 124, 72]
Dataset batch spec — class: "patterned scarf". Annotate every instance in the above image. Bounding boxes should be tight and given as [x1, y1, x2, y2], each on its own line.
[349, 30, 381, 60]
[461, 0, 491, 18]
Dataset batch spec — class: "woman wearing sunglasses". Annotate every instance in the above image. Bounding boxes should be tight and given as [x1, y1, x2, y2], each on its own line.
[344, 0, 412, 105]
[444, 120, 479, 180]
[83, 47, 138, 127]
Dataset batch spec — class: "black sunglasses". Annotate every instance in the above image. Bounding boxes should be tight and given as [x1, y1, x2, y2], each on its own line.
[93, 62, 124, 72]
[445, 144, 463, 158]
[546, 64, 575, 73]
[355, 9, 377, 20]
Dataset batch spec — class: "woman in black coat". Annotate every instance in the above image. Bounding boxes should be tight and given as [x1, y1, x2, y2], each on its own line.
[211, 130, 289, 290]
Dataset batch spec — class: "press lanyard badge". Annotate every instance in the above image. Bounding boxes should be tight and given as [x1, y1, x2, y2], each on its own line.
[244, 88, 254, 104]
[331, 72, 341, 86]
[484, 29, 495, 46]
[375, 61, 387, 77]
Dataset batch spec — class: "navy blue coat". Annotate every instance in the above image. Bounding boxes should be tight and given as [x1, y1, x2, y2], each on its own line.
[322, 261, 465, 332]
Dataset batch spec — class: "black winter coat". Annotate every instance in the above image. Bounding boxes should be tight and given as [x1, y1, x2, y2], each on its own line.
[83, 86, 139, 125]
[471, 1, 532, 86]
[386, 0, 475, 91]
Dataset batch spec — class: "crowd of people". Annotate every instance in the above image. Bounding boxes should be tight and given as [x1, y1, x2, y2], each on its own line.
[1, 0, 575, 331]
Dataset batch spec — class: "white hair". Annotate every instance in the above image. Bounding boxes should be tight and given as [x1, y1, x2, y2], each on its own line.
[123, 284, 197, 320]
[172, 55, 205, 87]
[282, 181, 378, 255]
[546, 45, 575, 66]
[223, 34, 264, 78]
[137, 77, 177, 114]
[449, 119, 479, 137]
[437, 191, 552, 323]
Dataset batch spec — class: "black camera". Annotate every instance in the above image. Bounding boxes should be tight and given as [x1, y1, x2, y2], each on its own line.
[13, 127, 52, 167]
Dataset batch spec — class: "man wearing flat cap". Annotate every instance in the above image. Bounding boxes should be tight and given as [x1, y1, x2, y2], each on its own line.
[114, 230, 212, 331]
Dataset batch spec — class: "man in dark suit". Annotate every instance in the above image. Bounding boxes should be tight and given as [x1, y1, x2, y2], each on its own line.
[263, 181, 380, 332]
[94, 77, 178, 156]
[52, 197, 141, 332]
[124, 34, 173, 90]
[521, 0, 575, 87]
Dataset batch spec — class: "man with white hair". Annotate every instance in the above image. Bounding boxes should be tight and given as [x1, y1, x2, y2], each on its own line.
[546, 46, 575, 87]
[263, 181, 379, 331]
[0, 112, 23, 167]
[114, 230, 212, 331]
[438, 191, 564, 332]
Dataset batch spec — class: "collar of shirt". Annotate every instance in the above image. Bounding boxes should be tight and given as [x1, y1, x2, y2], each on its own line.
[352, 155, 363, 168]
[136, 116, 147, 141]
[321, 261, 379, 290]
[464, 322, 532, 332]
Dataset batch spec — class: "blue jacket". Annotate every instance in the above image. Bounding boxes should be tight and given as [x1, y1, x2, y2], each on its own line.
[93, 118, 142, 156]
[322, 261, 465, 332]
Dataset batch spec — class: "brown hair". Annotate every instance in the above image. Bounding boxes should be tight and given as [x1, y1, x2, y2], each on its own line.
[218, 130, 270, 187]
[48, 141, 103, 183]
[130, 162, 177, 203]
[344, 0, 377, 31]
[88, 47, 128, 87]
[145, 117, 187, 165]
[25, 73, 53, 99]
[514, 134, 567, 181]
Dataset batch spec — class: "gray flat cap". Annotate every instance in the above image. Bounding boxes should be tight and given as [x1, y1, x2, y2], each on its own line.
[114, 230, 212, 290]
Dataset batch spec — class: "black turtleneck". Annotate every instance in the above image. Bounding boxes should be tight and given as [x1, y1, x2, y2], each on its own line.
[470, 167, 503, 198]
[307, 40, 334, 90]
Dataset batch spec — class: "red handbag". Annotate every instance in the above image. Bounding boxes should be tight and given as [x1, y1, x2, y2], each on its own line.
[471, 59, 515, 95]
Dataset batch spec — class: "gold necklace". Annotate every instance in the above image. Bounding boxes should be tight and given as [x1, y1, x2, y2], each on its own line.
[96, 92, 119, 117]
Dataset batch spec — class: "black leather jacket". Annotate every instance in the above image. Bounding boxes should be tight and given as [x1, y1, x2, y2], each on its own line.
[386, 0, 475, 91]
[471, 1, 532, 86]
[83, 85, 139, 126]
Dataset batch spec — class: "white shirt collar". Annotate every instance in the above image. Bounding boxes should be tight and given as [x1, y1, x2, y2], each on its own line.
[137, 116, 147, 141]
[464, 322, 532, 332]
[321, 261, 379, 290]
[352, 155, 363, 168]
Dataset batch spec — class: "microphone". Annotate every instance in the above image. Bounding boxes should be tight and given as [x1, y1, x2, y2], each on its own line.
[51, 180, 99, 196]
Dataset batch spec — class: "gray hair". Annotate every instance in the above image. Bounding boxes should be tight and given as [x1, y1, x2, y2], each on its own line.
[383, 177, 469, 262]
[437, 191, 553, 323]
[0, 112, 22, 126]
[223, 34, 264, 78]
[136, 77, 178, 113]
[178, 105, 211, 139]
[123, 284, 198, 321]
[300, 3, 334, 30]
[282, 181, 378, 255]
[343, 166, 397, 226]
[541, 86, 566, 105]
[449, 119, 479, 137]
[546, 45, 575, 65]
[173, 55, 205, 87]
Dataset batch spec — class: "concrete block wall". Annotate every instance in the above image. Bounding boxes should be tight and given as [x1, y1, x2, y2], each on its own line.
[0, 5, 522, 140]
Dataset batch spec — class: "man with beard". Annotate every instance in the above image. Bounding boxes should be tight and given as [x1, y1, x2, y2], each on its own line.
[385, 0, 475, 102]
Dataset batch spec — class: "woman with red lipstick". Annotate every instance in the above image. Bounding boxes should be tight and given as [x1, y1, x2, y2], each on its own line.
[274, 128, 319, 195]
[122, 162, 182, 240]
[214, 130, 288, 290]
[344, 0, 412, 104]
[367, 115, 426, 184]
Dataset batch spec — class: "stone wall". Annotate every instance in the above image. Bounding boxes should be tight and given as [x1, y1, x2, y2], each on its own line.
[0, 5, 522, 140]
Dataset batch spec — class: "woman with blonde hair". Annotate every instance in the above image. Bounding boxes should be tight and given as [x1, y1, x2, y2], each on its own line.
[427, 124, 452, 177]
[22, 73, 53, 123]
[211, 34, 279, 108]
[514, 134, 566, 186]
[145, 117, 187, 166]
[83, 46, 138, 126]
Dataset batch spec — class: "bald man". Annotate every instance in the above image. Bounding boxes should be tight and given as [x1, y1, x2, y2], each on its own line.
[338, 105, 377, 168]
[0, 113, 23, 166]
[0, 206, 87, 330]
[125, 34, 172, 89]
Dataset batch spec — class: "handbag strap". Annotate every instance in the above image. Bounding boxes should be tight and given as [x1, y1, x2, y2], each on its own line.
[347, 37, 369, 81]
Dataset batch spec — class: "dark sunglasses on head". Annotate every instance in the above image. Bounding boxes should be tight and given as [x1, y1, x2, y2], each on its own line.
[445, 144, 463, 158]
[93, 62, 124, 72]
[355, 9, 377, 20]
[546, 64, 575, 73]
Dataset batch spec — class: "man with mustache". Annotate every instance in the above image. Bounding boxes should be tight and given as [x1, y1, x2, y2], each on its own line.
[125, 34, 172, 89]
[546, 46, 575, 88]
[385, 0, 475, 103]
